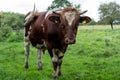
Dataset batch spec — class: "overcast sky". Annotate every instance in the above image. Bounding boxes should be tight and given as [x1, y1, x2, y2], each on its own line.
[0, 0, 120, 21]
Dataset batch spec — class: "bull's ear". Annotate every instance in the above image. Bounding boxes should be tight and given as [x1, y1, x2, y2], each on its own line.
[48, 16, 61, 24]
[79, 16, 91, 24]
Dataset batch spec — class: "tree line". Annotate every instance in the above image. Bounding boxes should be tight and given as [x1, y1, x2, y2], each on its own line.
[0, 12, 24, 42]
[48, 0, 120, 28]
[0, 0, 120, 31]
[0, 12, 24, 30]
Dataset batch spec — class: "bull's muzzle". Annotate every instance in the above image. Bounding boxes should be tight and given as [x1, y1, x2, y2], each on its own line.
[65, 37, 76, 44]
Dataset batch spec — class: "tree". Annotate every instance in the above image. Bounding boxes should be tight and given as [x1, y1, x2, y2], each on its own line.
[0, 13, 5, 27]
[0, 12, 24, 30]
[0, 25, 12, 41]
[47, 0, 80, 10]
[98, 2, 120, 29]
[88, 19, 97, 25]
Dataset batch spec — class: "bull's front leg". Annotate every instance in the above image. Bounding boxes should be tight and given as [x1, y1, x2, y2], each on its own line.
[37, 49, 43, 70]
[24, 36, 30, 69]
[52, 49, 64, 78]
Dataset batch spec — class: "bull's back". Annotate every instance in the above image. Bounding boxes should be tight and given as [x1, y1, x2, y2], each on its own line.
[35, 12, 46, 26]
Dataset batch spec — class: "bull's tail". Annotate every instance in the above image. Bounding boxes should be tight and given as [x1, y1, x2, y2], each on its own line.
[24, 4, 36, 26]
[24, 4, 37, 37]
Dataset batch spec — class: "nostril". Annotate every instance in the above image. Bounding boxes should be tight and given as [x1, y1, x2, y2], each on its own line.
[65, 38, 76, 44]
[65, 38, 69, 44]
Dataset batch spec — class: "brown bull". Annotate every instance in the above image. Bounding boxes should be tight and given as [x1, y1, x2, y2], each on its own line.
[24, 6, 91, 79]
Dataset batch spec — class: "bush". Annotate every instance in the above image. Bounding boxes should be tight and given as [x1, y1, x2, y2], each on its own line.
[0, 25, 12, 41]
[7, 30, 23, 42]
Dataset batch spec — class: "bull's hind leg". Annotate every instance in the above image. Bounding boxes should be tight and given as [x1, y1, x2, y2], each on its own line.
[24, 36, 30, 69]
[37, 49, 43, 70]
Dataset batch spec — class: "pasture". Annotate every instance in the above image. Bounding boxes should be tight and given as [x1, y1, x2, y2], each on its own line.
[0, 25, 120, 80]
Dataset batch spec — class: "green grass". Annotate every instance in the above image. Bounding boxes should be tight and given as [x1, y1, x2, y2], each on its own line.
[79, 25, 120, 30]
[0, 25, 120, 80]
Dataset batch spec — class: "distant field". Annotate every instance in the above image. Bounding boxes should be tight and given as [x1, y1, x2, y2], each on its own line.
[79, 25, 120, 30]
[0, 25, 120, 80]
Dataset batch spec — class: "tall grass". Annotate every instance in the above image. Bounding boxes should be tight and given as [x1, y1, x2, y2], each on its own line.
[0, 25, 120, 80]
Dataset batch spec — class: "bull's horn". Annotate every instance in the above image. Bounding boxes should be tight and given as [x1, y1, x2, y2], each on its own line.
[52, 8, 62, 14]
[79, 10, 87, 15]
[32, 4, 36, 14]
[52, 11, 61, 15]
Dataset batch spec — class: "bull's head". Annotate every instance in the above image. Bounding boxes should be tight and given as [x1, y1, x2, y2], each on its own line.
[48, 8, 91, 44]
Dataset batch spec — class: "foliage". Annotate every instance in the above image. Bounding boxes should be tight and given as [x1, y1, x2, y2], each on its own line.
[7, 30, 23, 42]
[98, 2, 120, 25]
[0, 12, 24, 42]
[0, 12, 24, 30]
[0, 25, 12, 41]
[0, 25, 120, 80]
[47, 0, 80, 10]
[88, 19, 97, 25]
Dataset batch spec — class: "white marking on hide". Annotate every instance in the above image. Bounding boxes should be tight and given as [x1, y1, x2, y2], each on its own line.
[59, 52, 64, 57]
[37, 49, 42, 60]
[41, 24, 45, 33]
[45, 10, 53, 19]
[45, 8, 61, 19]
[27, 26, 32, 35]
[24, 41, 30, 55]
[56, 66, 59, 73]
[55, 66, 59, 76]
[24, 41, 30, 67]
[65, 11, 76, 26]
[36, 44, 44, 49]
[52, 49, 59, 62]
[25, 13, 32, 21]
[24, 36, 29, 42]
[52, 55, 58, 62]
[24, 27, 30, 42]
[37, 49, 42, 69]
[24, 12, 34, 25]
[24, 26, 30, 67]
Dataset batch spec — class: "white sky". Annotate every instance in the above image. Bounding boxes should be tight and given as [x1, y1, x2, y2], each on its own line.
[0, 0, 120, 21]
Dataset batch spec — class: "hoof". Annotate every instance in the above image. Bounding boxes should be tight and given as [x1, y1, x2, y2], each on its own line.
[24, 65, 29, 69]
[53, 77, 58, 80]
[58, 72, 61, 76]
[53, 71, 61, 79]
[53, 73, 58, 79]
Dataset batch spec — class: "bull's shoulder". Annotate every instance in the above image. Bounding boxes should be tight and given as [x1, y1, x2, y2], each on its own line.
[35, 12, 47, 24]
[36, 12, 47, 19]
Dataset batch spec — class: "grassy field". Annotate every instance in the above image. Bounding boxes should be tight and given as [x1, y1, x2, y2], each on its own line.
[79, 25, 120, 30]
[0, 25, 120, 80]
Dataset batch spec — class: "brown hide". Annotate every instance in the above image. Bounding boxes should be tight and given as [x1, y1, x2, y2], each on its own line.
[24, 7, 91, 78]
[29, 12, 46, 47]
[27, 11, 69, 53]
